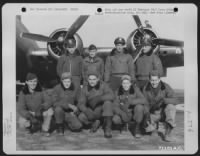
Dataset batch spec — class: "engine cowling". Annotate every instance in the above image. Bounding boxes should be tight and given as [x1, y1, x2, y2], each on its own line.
[47, 28, 83, 60]
[126, 28, 159, 56]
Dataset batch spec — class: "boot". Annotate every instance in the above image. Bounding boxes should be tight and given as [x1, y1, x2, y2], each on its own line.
[29, 117, 42, 134]
[135, 123, 142, 138]
[90, 120, 100, 133]
[56, 123, 64, 136]
[104, 116, 112, 138]
[164, 123, 173, 142]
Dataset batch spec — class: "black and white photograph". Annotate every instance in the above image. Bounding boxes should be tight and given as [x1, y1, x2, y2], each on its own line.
[2, 3, 198, 154]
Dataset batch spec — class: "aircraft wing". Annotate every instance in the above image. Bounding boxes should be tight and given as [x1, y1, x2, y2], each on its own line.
[157, 46, 184, 68]
[29, 48, 49, 56]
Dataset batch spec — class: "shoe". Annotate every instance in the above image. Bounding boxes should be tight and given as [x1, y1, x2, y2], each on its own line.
[90, 120, 100, 133]
[56, 123, 64, 136]
[151, 130, 159, 137]
[104, 116, 112, 138]
[135, 123, 142, 138]
[164, 123, 173, 142]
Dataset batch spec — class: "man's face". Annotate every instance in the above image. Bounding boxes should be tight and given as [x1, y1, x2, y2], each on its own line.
[150, 76, 160, 88]
[89, 49, 97, 58]
[26, 78, 38, 91]
[122, 79, 132, 91]
[115, 44, 124, 53]
[67, 47, 76, 54]
[62, 78, 72, 89]
[88, 75, 99, 87]
[143, 45, 152, 53]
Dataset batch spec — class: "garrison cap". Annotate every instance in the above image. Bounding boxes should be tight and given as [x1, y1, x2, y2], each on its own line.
[61, 72, 72, 80]
[114, 37, 126, 45]
[149, 70, 160, 77]
[121, 74, 132, 82]
[88, 44, 97, 51]
[26, 72, 38, 81]
[87, 69, 99, 78]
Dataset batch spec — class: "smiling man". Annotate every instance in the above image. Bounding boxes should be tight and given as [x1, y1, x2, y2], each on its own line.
[78, 70, 114, 138]
[17, 72, 53, 136]
[104, 37, 136, 91]
[143, 70, 178, 142]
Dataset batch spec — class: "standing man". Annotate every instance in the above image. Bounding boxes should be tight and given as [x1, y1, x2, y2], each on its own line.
[135, 37, 163, 90]
[82, 44, 104, 85]
[104, 37, 136, 91]
[78, 70, 114, 138]
[112, 74, 147, 138]
[56, 38, 83, 92]
[17, 72, 53, 136]
[143, 70, 177, 142]
[53, 72, 82, 135]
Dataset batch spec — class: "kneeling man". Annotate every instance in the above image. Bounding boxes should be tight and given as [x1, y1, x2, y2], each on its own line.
[112, 75, 147, 138]
[53, 72, 82, 135]
[18, 72, 53, 136]
[143, 70, 177, 142]
[78, 70, 114, 138]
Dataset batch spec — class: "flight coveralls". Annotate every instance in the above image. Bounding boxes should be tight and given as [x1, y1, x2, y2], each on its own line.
[113, 85, 147, 129]
[142, 81, 177, 132]
[78, 81, 114, 125]
[56, 50, 83, 89]
[135, 53, 163, 89]
[17, 88, 54, 132]
[82, 56, 104, 85]
[104, 48, 136, 91]
[52, 83, 82, 131]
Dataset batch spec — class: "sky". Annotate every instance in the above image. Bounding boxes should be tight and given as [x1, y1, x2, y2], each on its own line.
[21, 14, 184, 89]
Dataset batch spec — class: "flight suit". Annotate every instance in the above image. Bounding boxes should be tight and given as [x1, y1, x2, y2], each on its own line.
[113, 85, 147, 125]
[142, 81, 177, 130]
[78, 81, 114, 125]
[82, 56, 104, 85]
[17, 87, 53, 132]
[104, 48, 136, 91]
[56, 50, 83, 89]
[135, 53, 163, 89]
[52, 83, 82, 131]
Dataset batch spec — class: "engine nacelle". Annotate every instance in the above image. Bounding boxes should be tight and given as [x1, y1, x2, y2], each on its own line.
[47, 28, 83, 60]
[126, 28, 159, 56]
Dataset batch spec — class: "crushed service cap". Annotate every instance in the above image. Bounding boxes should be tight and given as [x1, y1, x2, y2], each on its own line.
[88, 44, 97, 51]
[114, 37, 126, 45]
[64, 38, 76, 48]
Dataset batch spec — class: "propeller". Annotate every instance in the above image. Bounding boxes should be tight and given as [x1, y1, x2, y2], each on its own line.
[132, 15, 146, 35]
[152, 38, 184, 47]
[64, 15, 89, 40]
[21, 15, 89, 44]
[21, 33, 57, 42]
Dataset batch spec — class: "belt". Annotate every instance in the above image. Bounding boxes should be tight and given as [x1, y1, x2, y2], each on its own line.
[111, 73, 127, 76]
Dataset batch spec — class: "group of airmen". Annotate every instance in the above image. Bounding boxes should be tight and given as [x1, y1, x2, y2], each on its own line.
[17, 36, 178, 142]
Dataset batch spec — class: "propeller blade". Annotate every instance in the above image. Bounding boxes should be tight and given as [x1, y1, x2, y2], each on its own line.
[132, 15, 143, 28]
[21, 33, 56, 42]
[152, 38, 184, 47]
[132, 15, 145, 35]
[64, 15, 89, 40]
[133, 45, 144, 63]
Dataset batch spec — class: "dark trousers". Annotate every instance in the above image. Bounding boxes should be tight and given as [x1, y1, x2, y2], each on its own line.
[136, 80, 149, 90]
[109, 76, 122, 91]
[54, 106, 82, 130]
[113, 104, 146, 125]
[78, 101, 113, 125]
